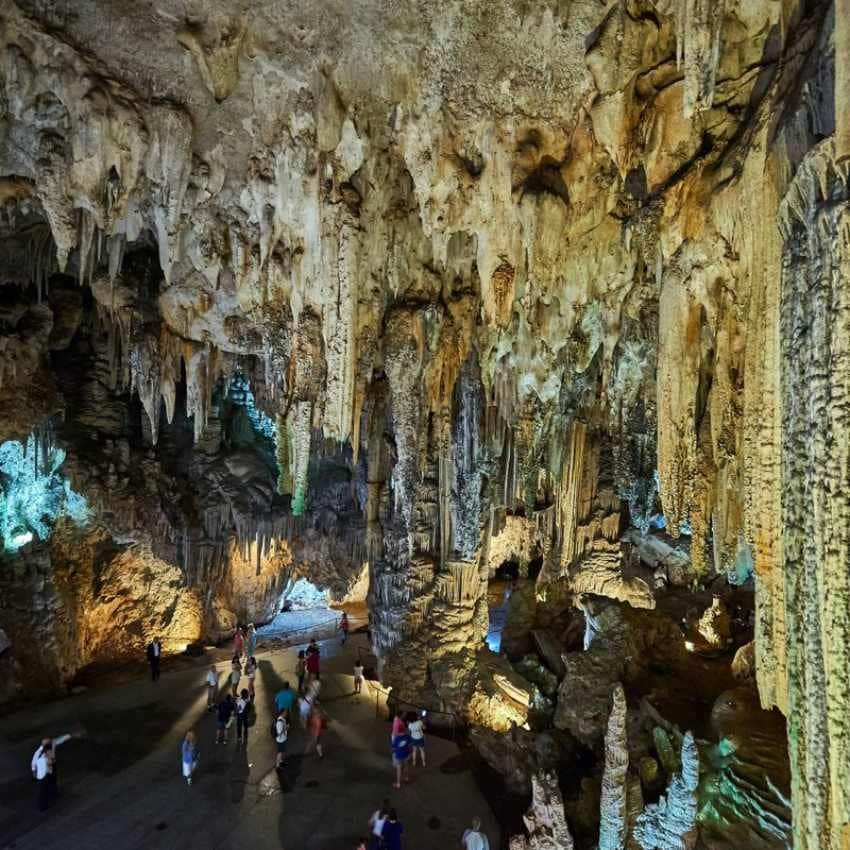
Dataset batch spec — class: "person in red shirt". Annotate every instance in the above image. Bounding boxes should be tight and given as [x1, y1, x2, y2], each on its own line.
[306, 639, 321, 681]
[339, 612, 350, 644]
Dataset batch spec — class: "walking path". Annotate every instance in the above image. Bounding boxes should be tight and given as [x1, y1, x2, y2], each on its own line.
[0, 633, 500, 850]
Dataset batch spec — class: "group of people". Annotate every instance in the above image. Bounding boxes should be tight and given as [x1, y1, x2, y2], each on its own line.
[273, 637, 327, 765]
[360, 801, 490, 850]
[389, 709, 427, 788]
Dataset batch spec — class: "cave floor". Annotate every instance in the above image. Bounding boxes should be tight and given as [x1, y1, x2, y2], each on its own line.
[0, 633, 500, 850]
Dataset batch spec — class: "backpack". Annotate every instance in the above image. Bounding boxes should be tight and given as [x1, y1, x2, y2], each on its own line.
[270, 718, 278, 738]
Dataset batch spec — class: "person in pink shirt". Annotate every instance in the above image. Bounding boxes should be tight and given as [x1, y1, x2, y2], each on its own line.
[391, 709, 406, 741]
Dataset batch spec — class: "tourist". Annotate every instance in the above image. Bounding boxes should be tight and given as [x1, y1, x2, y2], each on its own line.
[205, 664, 217, 710]
[235, 688, 251, 743]
[146, 636, 161, 682]
[461, 817, 490, 850]
[303, 705, 326, 759]
[306, 638, 321, 681]
[298, 693, 313, 728]
[407, 711, 426, 767]
[245, 656, 257, 701]
[353, 658, 364, 694]
[339, 611, 350, 644]
[274, 680, 297, 721]
[391, 709, 406, 742]
[181, 730, 198, 786]
[216, 693, 235, 744]
[307, 674, 322, 702]
[274, 709, 289, 768]
[295, 650, 307, 692]
[390, 726, 411, 788]
[230, 655, 242, 697]
[233, 625, 245, 660]
[246, 623, 257, 657]
[382, 809, 404, 850]
[31, 732, 74, 812]
[367, 799, 390, 850]
[356, 839, 368, 850]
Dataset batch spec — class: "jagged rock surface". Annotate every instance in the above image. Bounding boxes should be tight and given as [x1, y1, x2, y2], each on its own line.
[0, 2, 847, 845]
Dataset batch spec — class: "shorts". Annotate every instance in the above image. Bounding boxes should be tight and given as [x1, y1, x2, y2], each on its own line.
[411, 738, 425, 748]
[276, 740, 287, 753]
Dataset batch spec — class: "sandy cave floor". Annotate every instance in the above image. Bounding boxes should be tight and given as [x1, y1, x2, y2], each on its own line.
[0, 631, 500, 850]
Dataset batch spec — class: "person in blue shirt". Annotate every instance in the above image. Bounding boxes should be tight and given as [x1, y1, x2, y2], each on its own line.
[181, 731, 198, 785]
[381, 809, 404, 850]
[275, 681, 297, 720]
[391, 730, 411, 788]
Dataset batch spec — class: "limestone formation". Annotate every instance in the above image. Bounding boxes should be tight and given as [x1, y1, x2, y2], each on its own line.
[0, 1, 848, 847]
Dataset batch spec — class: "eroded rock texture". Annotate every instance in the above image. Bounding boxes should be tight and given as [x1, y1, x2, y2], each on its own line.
[0, 1, 848, 847]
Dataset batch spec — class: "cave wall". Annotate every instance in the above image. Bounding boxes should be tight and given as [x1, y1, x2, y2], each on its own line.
[0, 1, 848, 846]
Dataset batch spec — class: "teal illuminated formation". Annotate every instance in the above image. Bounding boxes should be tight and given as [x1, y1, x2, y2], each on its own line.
[0, 429, 88, 553]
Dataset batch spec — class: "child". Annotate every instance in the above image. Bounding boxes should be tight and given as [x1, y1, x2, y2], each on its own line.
[407, 711, 426, 767]
[353, 659, 364, 695]
[216, 694, 234, 744]
[274, 711, 288, 768]
[230, 655, 242, 697]
[181, 730, 198, 785]
[206, 665, 217, 711]
[245, 656, 257, 701]
[235, 689, 251, 743]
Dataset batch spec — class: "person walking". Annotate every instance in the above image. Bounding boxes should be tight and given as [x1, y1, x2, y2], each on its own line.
[367, 799, 390, 850]
[353, 658, 364, 695]
[382, 809, 404, 850]
[216, 693, 235, 744]
[235, 689, 251, 744]
[31, 733, 74, 812]
[233, 626, 245, 661]
[303, 705, 325, 759]
[339, 612, 350, 644]
[274, 681, 297, 721]
[245, 656, 257, 701]
[391, 709, 406, 742]
[407, 712, 426, 767]
[306, 639, 321, 681]
[295, 650, 307, 693]
[274, 710, 289, 769]
[298, 693, 313, 729]
[245, 623, 257, 658]
[146, 637, 161, 682]
[461, 817, 490, 850]
[230, 655, 242, 697]
[181, 731, 198, 786]
[205, 665, 217, 711]
[390, 726, 411, 788]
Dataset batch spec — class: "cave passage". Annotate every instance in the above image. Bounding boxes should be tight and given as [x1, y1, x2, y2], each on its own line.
[2, 0, 847, 848]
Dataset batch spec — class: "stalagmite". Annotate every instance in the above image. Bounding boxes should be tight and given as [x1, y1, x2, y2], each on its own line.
[599, 684, 629, 850]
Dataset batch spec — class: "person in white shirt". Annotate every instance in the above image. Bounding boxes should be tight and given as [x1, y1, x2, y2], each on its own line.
[31, 734, 73, 812]
[275, 712, 289, 768]
[462, 817, 490, 850]
[353, 660, 364, 695]
[206, 665, 217, 711]
[407, 711, 426, 767]
[367, 799, 390, 850]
